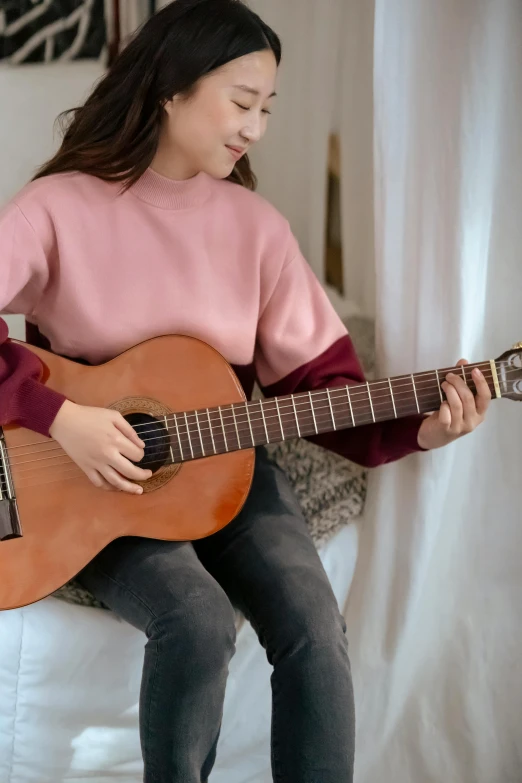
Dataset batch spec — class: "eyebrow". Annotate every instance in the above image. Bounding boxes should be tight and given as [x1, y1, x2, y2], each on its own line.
[233, 84, 277, 99]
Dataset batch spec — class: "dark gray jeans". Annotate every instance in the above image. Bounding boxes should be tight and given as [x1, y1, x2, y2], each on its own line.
[77, 447, 355, 782]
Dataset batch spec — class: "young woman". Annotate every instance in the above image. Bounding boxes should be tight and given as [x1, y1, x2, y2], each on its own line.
[0, 1, 491, 780]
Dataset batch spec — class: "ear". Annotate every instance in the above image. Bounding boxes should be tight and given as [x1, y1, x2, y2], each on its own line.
[162, 94, 181, 117]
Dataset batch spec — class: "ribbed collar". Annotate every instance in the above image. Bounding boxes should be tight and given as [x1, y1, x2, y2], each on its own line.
[129, 167, 213, 210]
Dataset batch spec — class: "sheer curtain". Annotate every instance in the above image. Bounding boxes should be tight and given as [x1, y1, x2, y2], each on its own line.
[344, 2, 522, 781]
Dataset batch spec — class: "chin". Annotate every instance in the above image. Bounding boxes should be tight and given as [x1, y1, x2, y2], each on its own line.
[208, 164, 236, 180]
[198, 153, 237, 180]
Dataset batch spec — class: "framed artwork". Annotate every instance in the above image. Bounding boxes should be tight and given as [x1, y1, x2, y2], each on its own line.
[0, 0, 107, 63]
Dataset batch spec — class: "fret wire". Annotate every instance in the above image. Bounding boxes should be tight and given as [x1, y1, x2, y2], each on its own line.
[388, 378, 397, 418]
[218, 406, 229, 452]
[309, 391, 318, 434]
[258, 400, 269, 443]
[326, 388, 336, 430]
[195, 410, 205, 457]
[164, 415, 175, 464]
[206, 408, 217, 454]
[411, 375, 420, 413]
[232, 404, 243, 448]
[461, 365, 466, 383]
[173, 414, 184, 460]
[367, 381, 375, 423]
[291, 395, 301, 437]
[346, 386, 355, 426]
[435, 369, 443, 403]
[275, 398, 285, 440]
[184, 412, 194, 458]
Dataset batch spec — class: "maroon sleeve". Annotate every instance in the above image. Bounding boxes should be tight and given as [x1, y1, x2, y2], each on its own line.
[0, 318, 66, 436]
[261, 334, 426, 468]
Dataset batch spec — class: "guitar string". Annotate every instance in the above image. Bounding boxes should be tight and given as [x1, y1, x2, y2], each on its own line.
[5, 361, 508, 461]
[1, 363, 519, 484]
[0, 388, 492, 487]
[6, 383, 485, 471]
[3, 400, 427, 490]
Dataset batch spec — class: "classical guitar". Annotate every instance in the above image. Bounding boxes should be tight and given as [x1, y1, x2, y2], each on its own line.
[0, 335, 520, 610]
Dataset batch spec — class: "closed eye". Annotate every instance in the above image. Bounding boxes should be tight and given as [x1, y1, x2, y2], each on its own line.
[234, 102, 272, 115]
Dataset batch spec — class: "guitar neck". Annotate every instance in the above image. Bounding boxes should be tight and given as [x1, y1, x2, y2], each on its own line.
[164, 360, 501, 464]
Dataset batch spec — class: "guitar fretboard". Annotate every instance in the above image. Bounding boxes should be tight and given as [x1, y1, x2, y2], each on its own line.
[149, 361, 498, 465]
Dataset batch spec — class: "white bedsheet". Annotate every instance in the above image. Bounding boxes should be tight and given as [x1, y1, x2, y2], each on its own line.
[0, 524, 358, 783]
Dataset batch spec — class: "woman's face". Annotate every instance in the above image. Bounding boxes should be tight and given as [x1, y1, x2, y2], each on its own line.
[154, 49, 277, 180]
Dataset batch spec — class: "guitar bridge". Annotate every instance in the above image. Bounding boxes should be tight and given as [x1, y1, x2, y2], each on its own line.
[0, 429, 21, 541]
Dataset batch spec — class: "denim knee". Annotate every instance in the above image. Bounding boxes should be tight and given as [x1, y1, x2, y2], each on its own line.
[146, 583, 237, 674]
[268, 578, 347, 666]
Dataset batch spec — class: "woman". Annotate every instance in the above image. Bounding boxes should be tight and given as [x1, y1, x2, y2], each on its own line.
[0, 1, 491, 780]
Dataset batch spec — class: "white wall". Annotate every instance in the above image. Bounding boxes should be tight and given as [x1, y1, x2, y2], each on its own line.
[0, 61, 105, 204]
[0, 60, 105, 339]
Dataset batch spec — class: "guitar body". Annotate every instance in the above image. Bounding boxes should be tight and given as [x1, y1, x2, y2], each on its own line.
[0, 335, 254, 610]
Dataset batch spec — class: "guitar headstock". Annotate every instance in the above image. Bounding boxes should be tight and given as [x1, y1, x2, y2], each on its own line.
[496, 342, 522, 400]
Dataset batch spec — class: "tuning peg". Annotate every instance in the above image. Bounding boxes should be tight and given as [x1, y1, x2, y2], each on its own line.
[513, 342, 522, 349]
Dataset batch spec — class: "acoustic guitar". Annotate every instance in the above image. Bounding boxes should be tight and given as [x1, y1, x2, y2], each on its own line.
[0, 335, 520, 611]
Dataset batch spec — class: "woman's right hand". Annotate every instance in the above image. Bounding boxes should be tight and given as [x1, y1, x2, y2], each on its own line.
[49, 400, 152, 494]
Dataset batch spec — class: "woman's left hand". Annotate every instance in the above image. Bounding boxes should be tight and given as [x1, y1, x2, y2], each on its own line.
[417, 359, 492, 450]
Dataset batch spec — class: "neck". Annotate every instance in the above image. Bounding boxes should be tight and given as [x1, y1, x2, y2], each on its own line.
[150, 143, 199, 181]
[129, 167, 212, 210]
[159, 359, 503, 464]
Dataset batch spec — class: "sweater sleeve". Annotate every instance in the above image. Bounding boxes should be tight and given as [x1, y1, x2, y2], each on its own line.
[0, 202, 66, 436]
[254, 239, 426, 468]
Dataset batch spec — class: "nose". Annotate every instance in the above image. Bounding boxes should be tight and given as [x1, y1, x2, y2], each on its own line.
[241, 116, 263, 144]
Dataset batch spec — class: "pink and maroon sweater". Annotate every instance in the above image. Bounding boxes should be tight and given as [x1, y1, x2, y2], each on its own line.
[0, 168, 423, 466]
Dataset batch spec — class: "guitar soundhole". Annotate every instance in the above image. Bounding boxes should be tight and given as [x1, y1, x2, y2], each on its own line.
[124, 413, 171, 474]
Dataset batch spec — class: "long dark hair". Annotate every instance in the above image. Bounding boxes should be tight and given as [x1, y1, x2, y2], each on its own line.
[33, 0, 281, 191]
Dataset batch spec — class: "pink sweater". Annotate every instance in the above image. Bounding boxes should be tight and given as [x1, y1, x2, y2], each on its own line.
[0, 168, 423, 466]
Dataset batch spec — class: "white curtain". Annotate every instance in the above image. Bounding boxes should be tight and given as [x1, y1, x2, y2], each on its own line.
[344, 2, 522, 782]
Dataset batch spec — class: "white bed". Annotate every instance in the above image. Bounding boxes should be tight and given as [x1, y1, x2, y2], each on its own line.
[0, 524, 358, 783]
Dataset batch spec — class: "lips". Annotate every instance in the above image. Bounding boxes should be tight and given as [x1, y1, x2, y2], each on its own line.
[226, 145, 246, 160]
